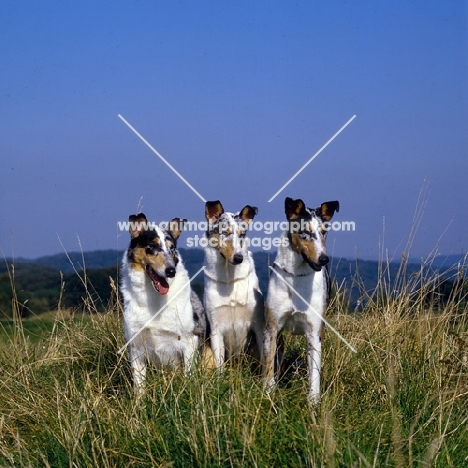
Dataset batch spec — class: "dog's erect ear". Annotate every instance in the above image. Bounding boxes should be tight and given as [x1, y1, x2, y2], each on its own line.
[205, 201, 224, 221]
[128, 213, 147, 239]
[285, 197, 306, 220]
[317, 201, 340, 222]
[167, 218, 186, 241]
[239, 205, 258, 224]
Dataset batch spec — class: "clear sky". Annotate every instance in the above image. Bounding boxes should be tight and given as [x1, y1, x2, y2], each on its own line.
[1, 0, 467, 261]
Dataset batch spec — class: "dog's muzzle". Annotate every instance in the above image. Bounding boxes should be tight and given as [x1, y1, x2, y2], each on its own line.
[146, 265, 172, 295]
[303, 253, 329, 271]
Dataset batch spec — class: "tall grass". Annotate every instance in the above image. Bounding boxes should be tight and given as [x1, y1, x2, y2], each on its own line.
[0, 257, 467, 467]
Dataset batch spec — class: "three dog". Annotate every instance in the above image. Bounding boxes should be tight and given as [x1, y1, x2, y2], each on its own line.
[121, 197, 339, 402]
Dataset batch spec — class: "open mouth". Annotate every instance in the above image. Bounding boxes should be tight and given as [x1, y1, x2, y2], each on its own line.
[146, 265, 170, 295]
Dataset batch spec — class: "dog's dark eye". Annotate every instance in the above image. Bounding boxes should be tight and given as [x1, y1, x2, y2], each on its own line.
[300, 231, 318, 240]
[145, 241, 160, 254]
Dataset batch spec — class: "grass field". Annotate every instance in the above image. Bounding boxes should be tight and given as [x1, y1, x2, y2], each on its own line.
[0, 262, 467, 467]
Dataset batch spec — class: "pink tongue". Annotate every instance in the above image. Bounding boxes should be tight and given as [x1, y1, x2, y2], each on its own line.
[146, 267, 170, 295]
[154, 278, 169, 295]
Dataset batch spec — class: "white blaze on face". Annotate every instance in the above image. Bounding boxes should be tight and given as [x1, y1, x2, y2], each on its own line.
[213, 212, 246, 263]
[310, 216, 328, 259]
[226, 213, 245, 256]
[144, 225, 177, 282]
[150, 226, 170, 273]
[289, 212, 329, 269]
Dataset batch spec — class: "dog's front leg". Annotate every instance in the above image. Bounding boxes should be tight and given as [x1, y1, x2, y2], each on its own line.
[305, 324, 322, 404]
[263, 310, 278, 391]
[129, 345, 147, 394]
[210, 331, 225, 368]
[183, 335, 199, 375]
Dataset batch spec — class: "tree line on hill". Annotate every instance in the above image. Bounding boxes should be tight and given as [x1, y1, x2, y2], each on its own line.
[0, 249, 466, 318]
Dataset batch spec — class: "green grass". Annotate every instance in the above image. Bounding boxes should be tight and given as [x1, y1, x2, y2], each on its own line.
[0, 317, 54, 343]
[0, 268, 467, 467]
[0, 312, 91, 344]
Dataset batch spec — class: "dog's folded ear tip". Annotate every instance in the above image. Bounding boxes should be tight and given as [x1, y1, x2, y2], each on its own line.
[330, 201, 340, 212]
[170, 217, 186, 223]
[129, 213, 147, 222]
[244, 205, 258, 214]
[284, 197, 305, 206]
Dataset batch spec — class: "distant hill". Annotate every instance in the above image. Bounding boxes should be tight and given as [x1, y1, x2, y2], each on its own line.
[9, 249, 125, 274]
[0, 260, 119, 318]
[411, 253, 468, 270]
[1, 248, 465, 318]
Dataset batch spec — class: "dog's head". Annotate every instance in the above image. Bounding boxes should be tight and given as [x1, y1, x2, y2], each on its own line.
[126, 213, 186, 295]
[285, 197, 339, 271]
[205, 200, 257, 265]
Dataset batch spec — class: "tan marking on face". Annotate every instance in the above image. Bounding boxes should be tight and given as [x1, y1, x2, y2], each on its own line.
[129, 234, 170, 274]
[207, 231, 219, 245]
[129, 248, 147, 272]
[208, 231, 236, 262]
[290, 233, 319, 265]
[218, 238, 236, 262]
[146, 251, 168, 272]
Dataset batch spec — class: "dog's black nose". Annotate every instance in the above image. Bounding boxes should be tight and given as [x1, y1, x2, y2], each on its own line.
[318, 253, 329, 266]
[165, 266, 176, 278]
[232, 253, 244, 265]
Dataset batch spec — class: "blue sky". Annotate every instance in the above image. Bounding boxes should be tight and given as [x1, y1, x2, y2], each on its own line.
[1, 0, 467, 261]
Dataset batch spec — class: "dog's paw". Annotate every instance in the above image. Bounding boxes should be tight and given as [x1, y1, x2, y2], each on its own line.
[307, 391, 321, 406]
[265, 378, 276, 394]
